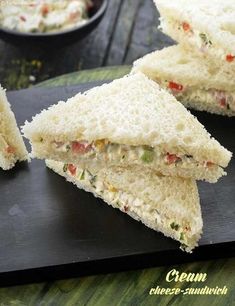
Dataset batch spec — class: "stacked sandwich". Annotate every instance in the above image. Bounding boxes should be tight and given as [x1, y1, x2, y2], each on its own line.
[132, 0, 235, 117]
[0, 86, 28, 170]
[22, 73, 232, 252]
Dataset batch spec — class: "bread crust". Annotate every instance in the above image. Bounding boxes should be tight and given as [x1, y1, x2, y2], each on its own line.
[0, 86, 28, 170]
[155, 0, 235, 57]
[132, 45, 235, 116]
[46, 160, 203, 252]
[133, 45, 235, 92]
[22, 73, 232, 174]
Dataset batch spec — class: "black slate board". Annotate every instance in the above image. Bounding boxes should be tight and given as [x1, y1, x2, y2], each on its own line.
[0, 82, 235, 286]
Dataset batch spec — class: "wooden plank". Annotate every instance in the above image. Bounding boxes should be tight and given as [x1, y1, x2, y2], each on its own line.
[0, 258, 234, 305]
[0, 0, 175, 90]
[0, 0, 123, 89]
[75, 0, 123, 69]
[124, 0, 174, 64]
[104, 0, 142, 66]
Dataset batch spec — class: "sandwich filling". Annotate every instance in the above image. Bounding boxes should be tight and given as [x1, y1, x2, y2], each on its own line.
[158, 80, 235, 112]
[159, 17, 235, 62]
[0, 0, 93, 33]
[61, 162, 198, 250]
[44, 139, 219, 171]
[0, 134, 17, 163]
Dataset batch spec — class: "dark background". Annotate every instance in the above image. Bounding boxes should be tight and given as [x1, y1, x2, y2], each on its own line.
[0, 0, 173, 90]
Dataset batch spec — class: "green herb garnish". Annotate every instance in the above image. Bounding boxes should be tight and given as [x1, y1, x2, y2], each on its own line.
[170, 222, 180, 231]
[199, 33, 212, 46]
[180, 232, 185, 241]
[63, 164, 68, 172]
[90, 175, 97, 186]
[87, 169, 97, 188]
[185, 154, 193, 158]
[79, 170, 85, 180]
[66, 145, 71, 152]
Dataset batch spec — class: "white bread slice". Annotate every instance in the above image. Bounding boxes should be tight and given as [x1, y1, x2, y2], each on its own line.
[46, 160, 203, 252]
[22, 73, 232, 182]
[154, 0, 235, 63]
[0, 86, 28, 170]
[132, 45, 235, 116]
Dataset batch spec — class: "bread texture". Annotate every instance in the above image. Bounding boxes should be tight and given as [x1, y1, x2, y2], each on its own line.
[22, 73, 232, 182]
[154, 0, 235, 62]
[132, 45, 235, 116]
[0, 86, 28, 170]
[46, 160, 203, 252]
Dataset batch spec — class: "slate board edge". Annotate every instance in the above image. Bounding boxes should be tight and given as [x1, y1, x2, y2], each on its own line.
[1, 79, 234, 286]
[0, 242, 235, 287]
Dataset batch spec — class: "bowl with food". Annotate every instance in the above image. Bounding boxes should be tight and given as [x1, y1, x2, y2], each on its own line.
[0, 0, 107, 46]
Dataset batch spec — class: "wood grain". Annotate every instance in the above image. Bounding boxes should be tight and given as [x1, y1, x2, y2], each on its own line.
[36, 66, 130, 88]
[124, 0, 174, 64]
[0, 0, 174, 90]
[104, 0, 142, 65]
[0, 258, 234, 305]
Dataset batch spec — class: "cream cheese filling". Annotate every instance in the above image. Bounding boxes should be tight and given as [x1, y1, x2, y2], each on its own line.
[159, 79, 235, 112]
[0, 0, 92, 33]
[0, 134, 8, 151]
[62, 164, 195, 248]
[49, 140, 218, 170]
[0, 134, 16, 157]
[180, 88, 235, 112]
[159, 17, 232, 61]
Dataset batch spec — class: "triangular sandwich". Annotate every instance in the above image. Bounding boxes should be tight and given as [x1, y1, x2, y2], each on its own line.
[23, 73, 232, 182]
[0, 86, 28, 170]
[46, 159, 203, 252]
[132, 45, 235, 116]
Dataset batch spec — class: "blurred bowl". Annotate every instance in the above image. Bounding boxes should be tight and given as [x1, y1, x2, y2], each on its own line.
[0, 0, 107, 47]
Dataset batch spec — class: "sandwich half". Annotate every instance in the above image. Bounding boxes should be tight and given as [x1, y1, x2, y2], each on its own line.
[22, 73, 232, 182]
[46, 160, 203, 252]
[0, 86, 28, 170]
[132, 45, 235, 116]
[154, 0, 235, 63]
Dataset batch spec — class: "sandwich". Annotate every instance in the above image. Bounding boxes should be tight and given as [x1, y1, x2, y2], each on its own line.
[132, 45, 235, 117]
[0, 86, 28, 170]
[46, 159, 203, 252]
[154, 0, 235, 63]
[22, 73, 232, 183]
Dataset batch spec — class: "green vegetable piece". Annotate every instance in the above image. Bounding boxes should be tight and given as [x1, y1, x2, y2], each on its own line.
[86, 169, 97, 187]
[63, 164, 68, 172]
[80, 170, 85, 180]
[180, 232, 185, 241]
[141, 149, 154, 163]
[170, 222, 180, 231]
[90, 175, 97, 185]
[199, 33, 212, 45]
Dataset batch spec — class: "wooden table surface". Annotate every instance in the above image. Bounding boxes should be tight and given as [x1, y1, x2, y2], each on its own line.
[0, 0, 234, 305]
[0, 0, 174, 90]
